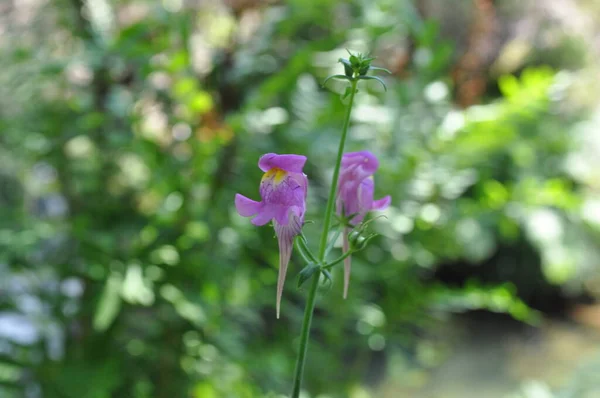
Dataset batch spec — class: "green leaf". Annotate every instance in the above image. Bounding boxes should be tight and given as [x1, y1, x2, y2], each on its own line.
[368, 66, 392, 74]
[325, 226, 343, 257]
[321, 269, 332, 286]
[323, 74, 351, 88]
[338, 58, 354, 77]
[295, 235, 318, 264]
[297, 264, 319, 289]
[53, 359, 122, 398]
[358, 75, 387, 91]
[342, 86, 351, 99]
[93, 272, 123, 332]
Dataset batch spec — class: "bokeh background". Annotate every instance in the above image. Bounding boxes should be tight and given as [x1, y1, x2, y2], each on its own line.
[2, 0, 600, 397]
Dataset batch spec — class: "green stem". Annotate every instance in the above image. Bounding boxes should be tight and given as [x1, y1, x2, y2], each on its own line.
[317, 79, 358, 261]
[290, 272, 319, 397]
[291, 78, 358, 397]
[323, 250, 353, 270]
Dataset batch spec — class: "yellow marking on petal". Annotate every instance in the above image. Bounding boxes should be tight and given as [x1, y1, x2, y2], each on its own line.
[262, 168, 287, 185]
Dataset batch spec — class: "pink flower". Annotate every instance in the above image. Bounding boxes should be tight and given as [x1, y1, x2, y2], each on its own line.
[235, 153, 308, 318]
[337, 151, 391, 298]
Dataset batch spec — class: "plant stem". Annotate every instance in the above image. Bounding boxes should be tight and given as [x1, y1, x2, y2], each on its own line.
[291, 78, 358, 397]
[322, 250, 353, 270]
[317, 79, 358, 261]
[290, 272, 319, 397]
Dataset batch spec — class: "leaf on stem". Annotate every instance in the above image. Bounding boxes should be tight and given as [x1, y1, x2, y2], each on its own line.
[324, 226, 343, 257]
[338, 58, 354, 77]
[358, 76, 387, 91]
[342, 86, 358, 100]
[323, 74, 351, 87]
[297, 264, 319, 289]
[296, 234, 318, 264]
[368, 66, 392, 74]
[321, 269, 333, 287]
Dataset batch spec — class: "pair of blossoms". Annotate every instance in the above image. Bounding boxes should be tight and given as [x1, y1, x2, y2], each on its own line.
[235, 151, 390, 318]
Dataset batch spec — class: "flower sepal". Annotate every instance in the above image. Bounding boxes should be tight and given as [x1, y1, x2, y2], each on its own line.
[347, 215, 386, 250]
[333, 212, 360, 229]
[323, 228, 378, 271]
[323, 50, 392, 91]
[341, 50, 375, 78]
[348, 230, 379, 252]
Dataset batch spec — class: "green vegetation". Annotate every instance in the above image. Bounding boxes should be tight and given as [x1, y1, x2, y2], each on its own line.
[1, 0, 599, 397]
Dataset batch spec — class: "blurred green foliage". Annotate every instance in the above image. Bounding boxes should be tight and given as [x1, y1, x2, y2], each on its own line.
[1, 0, 599, 397]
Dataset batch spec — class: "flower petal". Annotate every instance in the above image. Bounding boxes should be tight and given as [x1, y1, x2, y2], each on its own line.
[259, 153, 307, 173]
[372, 195, 391, 211]
[354, 178, 375, 224]
[273, 212, 303, 318]
[262, 174, 304, 206]
[251, 207, 275, 226]
[341, 151, 379, 175]
[343, 226, 352, 299]
[235, 194, 261, 217]
[273, 205, 291, 226]
[290, 172, 309, 200]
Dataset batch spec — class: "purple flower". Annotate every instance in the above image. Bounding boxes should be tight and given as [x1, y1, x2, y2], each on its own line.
[337, 151, 391, 298]
[235, 153, 308, 318]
